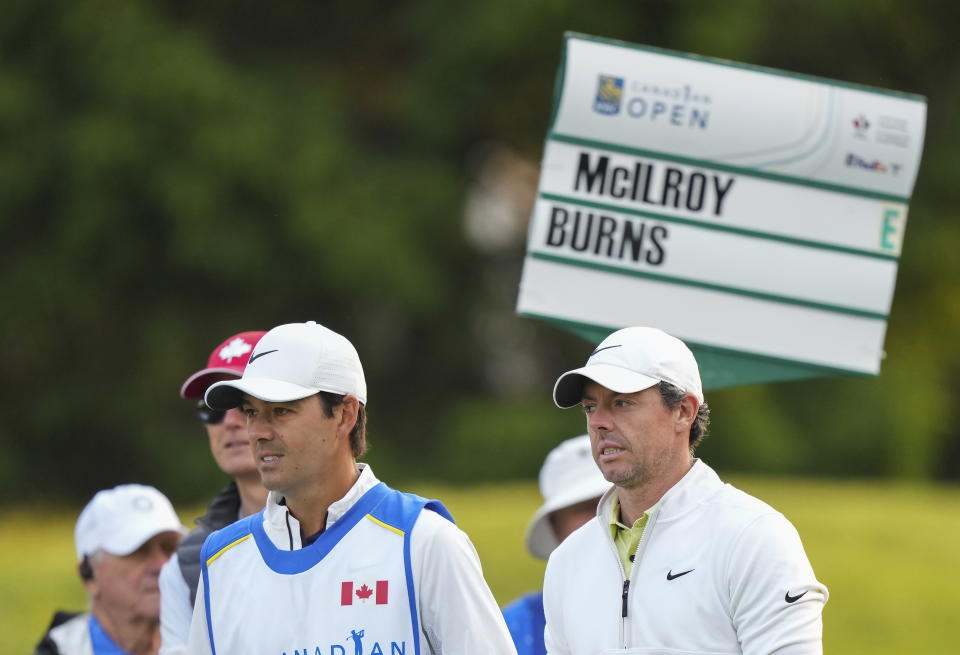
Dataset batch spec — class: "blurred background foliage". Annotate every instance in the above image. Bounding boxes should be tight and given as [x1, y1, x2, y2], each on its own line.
[1, 0, 958, 505]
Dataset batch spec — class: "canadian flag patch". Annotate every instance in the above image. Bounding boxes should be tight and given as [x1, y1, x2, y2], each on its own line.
[341, 580, 388, 605]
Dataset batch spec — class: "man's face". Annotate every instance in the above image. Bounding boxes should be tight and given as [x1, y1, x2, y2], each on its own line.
[241, 395, 347, 498]
[581, 381, 691, 489]
[205, 406, 258, 478]
[86, 532, 179, 623]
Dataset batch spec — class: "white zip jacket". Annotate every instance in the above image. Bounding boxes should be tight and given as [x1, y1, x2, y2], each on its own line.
[543, 460, 828, 654]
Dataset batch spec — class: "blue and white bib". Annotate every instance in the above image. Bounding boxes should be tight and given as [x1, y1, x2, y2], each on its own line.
[199, 483, 453, 655]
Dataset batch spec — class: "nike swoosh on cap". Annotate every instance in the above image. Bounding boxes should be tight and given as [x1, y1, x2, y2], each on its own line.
[589, 344, 622, 358]
[248, 349, 279, 364]
[785, 590, 808, 603]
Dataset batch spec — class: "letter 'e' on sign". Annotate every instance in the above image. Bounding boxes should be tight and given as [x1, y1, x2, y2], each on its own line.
[517, 32, 927, 388]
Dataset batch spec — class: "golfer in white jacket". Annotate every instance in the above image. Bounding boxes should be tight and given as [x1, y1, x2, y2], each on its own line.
[543, 326, 828, 655]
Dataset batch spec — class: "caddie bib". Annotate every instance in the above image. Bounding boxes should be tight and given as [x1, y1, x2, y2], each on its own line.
[199, 483, 453, 655]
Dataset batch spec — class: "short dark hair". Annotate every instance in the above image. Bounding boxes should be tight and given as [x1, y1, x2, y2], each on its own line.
[657, 382, 710, 453]
[317, 392, 367, 458]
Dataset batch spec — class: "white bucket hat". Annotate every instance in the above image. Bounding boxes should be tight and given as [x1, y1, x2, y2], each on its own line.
[553, 326, 703, 408]
[206, 321, 367, 410]
[525, 435, 611, 559]
[74, 484, 185, 561]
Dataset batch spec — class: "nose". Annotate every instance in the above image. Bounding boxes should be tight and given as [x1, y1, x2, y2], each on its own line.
[586, 404, 612, 433]
[246, 411, 274, 442]
[145, 544, 173, 575]
[222, 407, 246, 429]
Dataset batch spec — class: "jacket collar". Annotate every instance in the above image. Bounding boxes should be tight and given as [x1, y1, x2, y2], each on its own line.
[261, 463, 379, 550]
[596, 459, 723, 527]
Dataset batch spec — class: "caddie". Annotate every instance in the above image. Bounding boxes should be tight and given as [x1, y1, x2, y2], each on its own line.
[543, 327, 828, 654]
[185, 321, 517, 655]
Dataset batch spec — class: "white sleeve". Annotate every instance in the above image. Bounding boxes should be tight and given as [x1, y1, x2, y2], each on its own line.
[159, 554, 192, 655]
[729, 512, 829, 655]
[411, 511, 518, 655]
[542, 551, 571, 655]
[184, 573, 214, 655]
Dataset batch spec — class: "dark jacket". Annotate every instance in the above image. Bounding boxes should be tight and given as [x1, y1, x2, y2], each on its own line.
[177, 482, 242, 605]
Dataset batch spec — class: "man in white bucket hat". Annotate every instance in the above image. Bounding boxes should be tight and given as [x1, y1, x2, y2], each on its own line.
[502, 435, 611, 655]
[185, 321, 516, 655]
[543, 327, 828, 654]
[33, 484, 185, 655]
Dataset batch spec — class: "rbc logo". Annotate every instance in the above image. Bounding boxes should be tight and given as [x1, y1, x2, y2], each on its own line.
[593, 75, 624, 115]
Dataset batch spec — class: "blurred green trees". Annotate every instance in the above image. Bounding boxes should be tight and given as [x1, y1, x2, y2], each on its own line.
[0, 0, 957, 502]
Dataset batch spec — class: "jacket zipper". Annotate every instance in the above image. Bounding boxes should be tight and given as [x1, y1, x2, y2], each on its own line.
[603, 525, 628, 648]
[611, 506, 660, 649]
[284, 510, 295, 550]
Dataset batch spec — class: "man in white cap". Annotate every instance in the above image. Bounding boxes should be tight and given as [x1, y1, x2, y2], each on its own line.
[158, 330, 269, 654]
[33, 484, 185, 655]
[185, 321, 517, 655]
[543, 327, 828, 655]
[502, 435, 611, 655]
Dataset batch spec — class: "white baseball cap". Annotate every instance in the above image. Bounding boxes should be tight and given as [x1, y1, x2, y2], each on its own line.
[205, 321, 367, 410]
[553, 326, 704, 408]
[74, 484, 185, 561]
[525, 435, 612, 559]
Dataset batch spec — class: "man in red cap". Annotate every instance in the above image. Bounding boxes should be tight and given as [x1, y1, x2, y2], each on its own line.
[158, 331, 269, 655]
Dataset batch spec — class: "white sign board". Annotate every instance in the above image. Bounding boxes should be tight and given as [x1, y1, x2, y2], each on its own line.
[517, 33, 927, 386]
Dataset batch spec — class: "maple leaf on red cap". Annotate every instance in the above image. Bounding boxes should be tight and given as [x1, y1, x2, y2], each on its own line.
[356, 584, 373, 600]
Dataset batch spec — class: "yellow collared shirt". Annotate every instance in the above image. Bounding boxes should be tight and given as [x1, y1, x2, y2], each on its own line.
[609, 496, 654, 578]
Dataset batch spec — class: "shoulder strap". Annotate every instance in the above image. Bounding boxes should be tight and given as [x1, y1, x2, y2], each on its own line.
[364, 486, 455, 655]
[199, 514, 259, 655]
[199, 512, 260, 568]
[366, 486, 455, 534]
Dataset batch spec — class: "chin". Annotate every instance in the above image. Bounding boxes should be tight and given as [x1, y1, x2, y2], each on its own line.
[136, 598, 162, 621]
[223, 463, 258, 478]
[599, 465, 623, 483]
[603, 467, 640, 488]
[259, 474, 285, 493]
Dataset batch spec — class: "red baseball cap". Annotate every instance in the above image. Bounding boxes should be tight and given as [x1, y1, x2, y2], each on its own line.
[180, 331, 267, 399]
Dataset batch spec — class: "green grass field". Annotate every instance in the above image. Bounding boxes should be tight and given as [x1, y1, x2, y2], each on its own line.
[2, 476, 958, 654]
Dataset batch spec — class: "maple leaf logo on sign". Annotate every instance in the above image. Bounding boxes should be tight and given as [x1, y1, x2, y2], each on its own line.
[341, 580, 389, 605]
[218, 337, 252, 363]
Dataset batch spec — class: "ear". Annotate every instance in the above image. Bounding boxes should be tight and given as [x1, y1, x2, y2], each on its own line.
[80, 562, 98, 596]
[336, 395, 361, 439]
[675, 394, 699, 432]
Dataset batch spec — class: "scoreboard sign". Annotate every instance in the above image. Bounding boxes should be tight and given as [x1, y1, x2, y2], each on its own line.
[517, 33, 927, 388]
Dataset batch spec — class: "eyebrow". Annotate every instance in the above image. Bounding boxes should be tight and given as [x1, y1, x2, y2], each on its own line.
[243, 397, 304, 408]
[581, 388, 626, 402]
